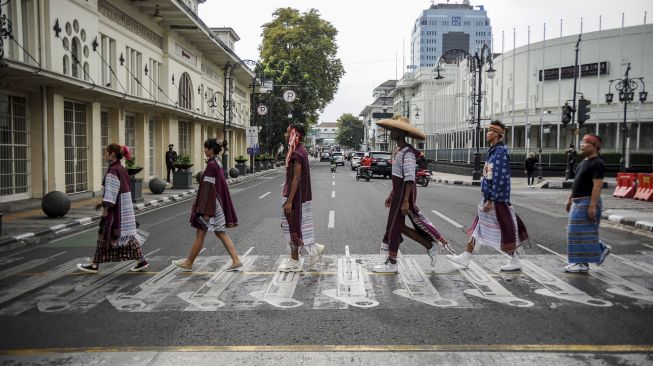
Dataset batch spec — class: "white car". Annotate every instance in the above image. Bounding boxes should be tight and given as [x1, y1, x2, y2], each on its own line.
[350, 152, 366, 170]
[331, 152, 345, 166]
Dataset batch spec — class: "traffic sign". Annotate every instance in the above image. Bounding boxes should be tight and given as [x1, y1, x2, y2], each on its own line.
[256, 104, 268, 116]
[246, 127, 259, 148]
[283, 90, 296, 102]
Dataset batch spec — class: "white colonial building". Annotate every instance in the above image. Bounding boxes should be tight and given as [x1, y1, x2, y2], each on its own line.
[392, 23, 653, 165]
[0, 0, 259, 202]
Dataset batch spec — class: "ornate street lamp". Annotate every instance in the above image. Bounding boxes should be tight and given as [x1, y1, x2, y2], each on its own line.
[433, 44, 496, 181]
[605, 62, 647, 172]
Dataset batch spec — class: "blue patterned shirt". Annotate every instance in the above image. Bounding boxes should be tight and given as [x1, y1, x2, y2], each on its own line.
[481, 142, 511, 203]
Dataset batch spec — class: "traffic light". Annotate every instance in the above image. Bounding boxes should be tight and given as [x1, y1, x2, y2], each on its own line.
[577, 97, 591, 126]
[561, 103, 573, 125]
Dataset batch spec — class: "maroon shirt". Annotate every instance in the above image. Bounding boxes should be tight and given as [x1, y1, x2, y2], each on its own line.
[283, 144, 312, 204]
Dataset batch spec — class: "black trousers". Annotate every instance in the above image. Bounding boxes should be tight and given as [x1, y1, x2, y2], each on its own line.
[527, 172, 535, 186]
[166, 165, 174, 183]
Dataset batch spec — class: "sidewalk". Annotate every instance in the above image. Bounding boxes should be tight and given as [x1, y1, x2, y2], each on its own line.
[429, 171, 653, 233]
[0, 168, 283, 249]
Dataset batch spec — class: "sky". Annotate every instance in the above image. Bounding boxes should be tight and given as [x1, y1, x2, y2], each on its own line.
[199, 0, 652, 123]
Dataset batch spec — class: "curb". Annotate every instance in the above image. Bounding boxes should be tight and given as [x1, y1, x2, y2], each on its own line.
[602, 212, 653, 232]
[0, 168, 283, 249]
[431, 178, 481, 187]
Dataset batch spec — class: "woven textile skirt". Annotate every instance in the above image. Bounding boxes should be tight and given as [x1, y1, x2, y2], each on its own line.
[190, 198, 227, 232]
[567, 197, 604, 264]
[281, 197, 316, 256]
[93, 218, 145, 263]
[468, 199, 528, 253]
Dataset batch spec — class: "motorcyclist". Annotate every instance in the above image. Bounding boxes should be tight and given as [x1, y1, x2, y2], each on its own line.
[416, 151, 428, 171]
[330, 155, 337, 172]
[358, 153, 372, 176]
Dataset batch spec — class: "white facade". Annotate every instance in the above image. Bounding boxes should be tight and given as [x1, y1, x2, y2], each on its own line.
[316, 122, 338, 146]
[0, 0, 258, 202]
[394, 23, 653, 163]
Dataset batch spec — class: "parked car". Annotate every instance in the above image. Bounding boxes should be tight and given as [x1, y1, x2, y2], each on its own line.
[350, 152, 366, 170]
[331, 152, 345, 166]
[369, 151, 393, 177]
[320, 152, 331, 162]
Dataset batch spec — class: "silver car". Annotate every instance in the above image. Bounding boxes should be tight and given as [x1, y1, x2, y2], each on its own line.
[350, 152, 366, 170]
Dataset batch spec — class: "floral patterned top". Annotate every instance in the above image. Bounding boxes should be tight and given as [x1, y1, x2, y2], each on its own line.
[481, 142, 511, 203]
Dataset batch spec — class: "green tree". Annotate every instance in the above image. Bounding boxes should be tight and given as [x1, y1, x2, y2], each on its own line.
[336, 113, 364, 150]
[258, 8, 345, 152]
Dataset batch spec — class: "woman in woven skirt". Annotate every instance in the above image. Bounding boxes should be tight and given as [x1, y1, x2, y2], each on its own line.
[172, 139, 242, 272]
[76, 144, 149, 274]
[373, 117, 450, 273]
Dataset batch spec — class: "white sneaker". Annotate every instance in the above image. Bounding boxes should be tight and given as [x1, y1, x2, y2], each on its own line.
[597, 244, 612, 265]
[372, 259, 398, 273]
[427, 245, 438, 267]
[446, 252, 471, 268]
[308, 244, 325, 269]
[379, 243, 389, 256]
[564, 263, 589, 273]
[500, 255, 522, 271]
[278, 258, 301, 272]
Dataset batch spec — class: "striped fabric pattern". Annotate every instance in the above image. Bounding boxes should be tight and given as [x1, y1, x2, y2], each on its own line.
[103, 173, 120, 204]
[392, 146, 416, 182]
[280, 197, 316, 256]
[114, 193, 147, 247]
[568, 197, 604, 263]
[204, 198, 226, 232]
[470, 199, 518, 251]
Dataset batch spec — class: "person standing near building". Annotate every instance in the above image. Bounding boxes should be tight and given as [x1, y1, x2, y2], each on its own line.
[447, 120, 529, 272]
[373, 117, 449, 273]
[566, 144, 578, 180]
[524, 152, 538, 187]
[165, 144, 178, 184]
[279, 123, 325, 272]
[564, 134, 611, 273]
[172, 138, 242, 272]
[77, 144, 149, 273]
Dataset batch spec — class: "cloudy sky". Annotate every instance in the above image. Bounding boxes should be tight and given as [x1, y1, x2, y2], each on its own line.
[199, 0, 652, 122]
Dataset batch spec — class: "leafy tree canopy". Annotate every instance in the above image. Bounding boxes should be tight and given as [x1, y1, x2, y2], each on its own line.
[336, 113, 364, 150]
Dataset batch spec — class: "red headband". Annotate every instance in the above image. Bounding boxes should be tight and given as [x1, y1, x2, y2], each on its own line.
[488, 125, 505, 134]
[582, 135, 601, 148]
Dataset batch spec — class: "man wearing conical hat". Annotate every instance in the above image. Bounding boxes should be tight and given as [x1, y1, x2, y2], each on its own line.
[373, 117, 451, 273]
[447, 120, 529, 271]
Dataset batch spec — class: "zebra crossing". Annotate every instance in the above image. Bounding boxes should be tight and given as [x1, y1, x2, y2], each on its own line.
[0, 249, 652, 316]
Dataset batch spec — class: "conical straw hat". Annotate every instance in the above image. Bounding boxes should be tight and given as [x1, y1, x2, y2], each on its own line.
[377, 116, 426, 140]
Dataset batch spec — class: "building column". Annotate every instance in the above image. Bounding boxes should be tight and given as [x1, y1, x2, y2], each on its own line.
[29, 89, 45, 198]
[48, 93, 65, 192]
[192, 119, 203, 172]
[135, 112, 147, 178]
[87, 102, 103, 192]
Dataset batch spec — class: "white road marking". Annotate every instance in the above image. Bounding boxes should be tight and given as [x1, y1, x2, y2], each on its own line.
[331, 191, 335, 198]
[0, 252, 66, 281]
[394, 257, 457, 307]
[643, 244, 653, 249]
[332, 181, 335, 186]
[431, 210, 464, 229]
[453, 261, 534, 307]
[258, 192, 271, 199]
[537, 244, 653, 303]
[328, 211, 335, 228]
[280, 183, 285, 187]
[322, 246, 379, 308]
[250, 257, 304, 309]
[610, 253, 653, 276]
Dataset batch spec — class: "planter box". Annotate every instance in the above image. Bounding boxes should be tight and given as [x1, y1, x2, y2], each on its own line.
[173, 170, 193, 190]
[236, 163, 247, 176]
[129, 178, 144, 203]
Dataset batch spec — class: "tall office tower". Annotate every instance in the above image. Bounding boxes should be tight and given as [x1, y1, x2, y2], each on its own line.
[409, 0, 492, 69]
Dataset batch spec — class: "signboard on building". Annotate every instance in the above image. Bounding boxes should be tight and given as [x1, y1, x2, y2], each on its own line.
[539, 61, 609, 81]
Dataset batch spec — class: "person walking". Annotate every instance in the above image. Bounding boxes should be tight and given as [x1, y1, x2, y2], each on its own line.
[447, 120, 529, 272]
[373, 117, 450, 273]
[566, 144, 578, 180]
[77, 144, 149, 273]
[165, 144, 178, 184]
[564, 134, 611, 273]
[172, 139, 242, 272]
[279, 123, 325, 272]
[524, 152, 538, 187]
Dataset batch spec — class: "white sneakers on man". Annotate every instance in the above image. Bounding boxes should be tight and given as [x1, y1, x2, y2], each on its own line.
[372, 259, 398, 273]
[500, 255, 522, 271]
[278, 258, 301, 272]
[446, 251, 471, 268]
[308, 244, 325, 269]
[427, 245, 438, 267]
[564, 263, 589, 273]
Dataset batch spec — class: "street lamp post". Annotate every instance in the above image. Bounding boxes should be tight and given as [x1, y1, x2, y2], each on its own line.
[537, 110, 551, 180]
[435, 44, 496, 181]
[605, 62, 647, 172]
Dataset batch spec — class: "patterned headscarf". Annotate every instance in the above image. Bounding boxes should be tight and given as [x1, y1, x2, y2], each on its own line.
[285, 125, 302, 166]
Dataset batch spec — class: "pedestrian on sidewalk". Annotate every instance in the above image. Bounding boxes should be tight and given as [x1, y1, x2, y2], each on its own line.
[373, 117, 450, 273]
[565, 144, 578, 180]
[279, 123, 324, 272]
[172, 139, 242, 272]
[447, 120, 529, 272]
[524, 152, 538, 187]
[564, 134, 611, 273]
[165, 144, 178, 184]
[77, 144, 149, 274]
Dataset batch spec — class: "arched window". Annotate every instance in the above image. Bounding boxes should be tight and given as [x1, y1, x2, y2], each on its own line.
[63, 55, 69, 75]
[178, 73, 193, 110]
[71, 37, 81, 78]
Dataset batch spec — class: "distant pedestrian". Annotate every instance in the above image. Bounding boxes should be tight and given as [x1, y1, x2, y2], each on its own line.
[373, 117, 450, 273]
[172, 139, 242, 272]
[77, 144, 149, 274]
[564, 134, 611, 273]
[165, 144, 178, 184]
[447, 120, 529, 272]
[565, 144, 578, 180]
[279, 123, 324, 272]
[524, 152, 538, 187]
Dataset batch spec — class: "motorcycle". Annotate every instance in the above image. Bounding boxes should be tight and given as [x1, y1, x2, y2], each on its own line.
[330, 162, 337, 173]
[416, 168, 431, 187]
[356, 166, 371, 182]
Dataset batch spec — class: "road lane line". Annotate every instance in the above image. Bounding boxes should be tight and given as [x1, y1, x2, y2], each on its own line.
[331, 191, 335, 198]
[328, 211, 335, 228]
[431, 210, 463, 229]
[643, 244, 653, 249]
[610, 253, 653, 276]
[332, 181, 335, 186]
[322, 246, 379, 308]
[280, 183, 285, 187]
[0, 252, 66, 281]
[258, 192, 271, 199]
[394, 257, 457, 307]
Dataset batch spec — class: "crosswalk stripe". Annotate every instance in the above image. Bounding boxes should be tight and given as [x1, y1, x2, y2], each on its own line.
[258, 192, 271, 199]
[0, 252, 66, 281]
[322, 246, 378, 308]
[395, 257, 457, 307]
[431, 210, 463, 229]
[328, 210, 335, 228]
[250, 256, 303, 308]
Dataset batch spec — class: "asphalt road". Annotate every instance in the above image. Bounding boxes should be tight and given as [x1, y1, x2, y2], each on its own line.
[1, 160, 652, 365]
